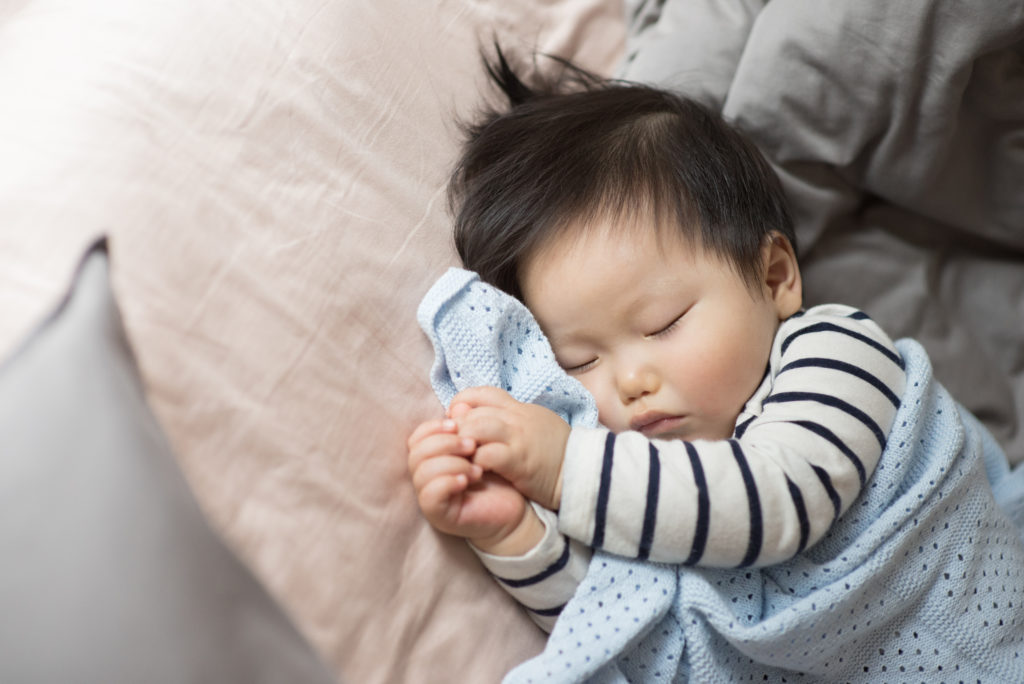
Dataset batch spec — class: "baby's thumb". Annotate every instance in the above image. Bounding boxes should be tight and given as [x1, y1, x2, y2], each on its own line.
[448, 402, 472, 420]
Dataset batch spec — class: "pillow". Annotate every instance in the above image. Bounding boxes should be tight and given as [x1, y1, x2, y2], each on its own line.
[0, 240, 337, 684]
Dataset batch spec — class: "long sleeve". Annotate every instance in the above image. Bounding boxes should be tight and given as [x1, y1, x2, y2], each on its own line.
[469, 503, 592, 632]
[558, 305, 907, 567]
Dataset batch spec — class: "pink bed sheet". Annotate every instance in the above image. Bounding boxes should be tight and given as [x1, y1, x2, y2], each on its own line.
[0, 1, 624, 682]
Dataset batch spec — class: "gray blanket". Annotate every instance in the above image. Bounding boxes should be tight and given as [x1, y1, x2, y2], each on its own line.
[619, 0, 1024, 464]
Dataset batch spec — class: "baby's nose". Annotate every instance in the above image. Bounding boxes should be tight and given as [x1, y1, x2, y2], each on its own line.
[616, 364, 660, 403]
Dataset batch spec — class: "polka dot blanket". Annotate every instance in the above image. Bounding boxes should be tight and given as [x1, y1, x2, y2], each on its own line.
[417, 267, 1024, 683]
[417, 268, 598, 429]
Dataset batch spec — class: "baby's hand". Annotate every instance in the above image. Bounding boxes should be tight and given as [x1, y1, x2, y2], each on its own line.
[451, 387, 570, 511]
[407, 416, 543, 555]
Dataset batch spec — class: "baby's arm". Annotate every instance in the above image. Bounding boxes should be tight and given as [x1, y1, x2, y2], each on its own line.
[409, 411, 586, 631]
[559, 308, 907, 567]
[470, 503, 592, 632]
[441, 389, 589, 631]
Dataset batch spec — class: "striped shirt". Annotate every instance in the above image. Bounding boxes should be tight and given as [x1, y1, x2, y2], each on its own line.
[472, 304, 907, 631]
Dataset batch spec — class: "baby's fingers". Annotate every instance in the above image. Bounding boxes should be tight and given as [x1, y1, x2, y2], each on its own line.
[407, 418, 458, 450]
[455, 407, 512, 445]
[448, 402, 472, 420]
[417, 473, 473, 524]
[408, 431, 475, 472]
[452, 385, 517, 410]
[472, 441, 518, 478]
[412, 454, 483, 493]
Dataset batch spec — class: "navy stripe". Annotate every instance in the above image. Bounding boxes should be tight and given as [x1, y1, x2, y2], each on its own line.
[812, 465, 842, 520]
[592, 432, 616, 548]
[529, 603, 566, 617]
[731, 441, 763, 568]
[781, 321, 904, 369]
[497, 538, 571, 588]
[786, 476, 810, 554]
[779, 357, 901, 408]
[764, 391, 887, 451]
[683, 442, 710, 566]
[848, 311, 871, 320]
[791, 419, 867, 486]
[638, 443, 661, 561]
[733, 414, 756, 439]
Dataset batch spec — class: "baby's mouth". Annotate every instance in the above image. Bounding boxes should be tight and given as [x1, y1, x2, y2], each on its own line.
[630, 412, 688, 438]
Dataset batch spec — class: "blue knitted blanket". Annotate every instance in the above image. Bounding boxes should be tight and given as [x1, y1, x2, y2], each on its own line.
[417, 268, 598, 428]
[418, 267, 1024, 682]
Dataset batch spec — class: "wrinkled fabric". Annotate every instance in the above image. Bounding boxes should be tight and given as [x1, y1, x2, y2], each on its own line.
[0, 3, 625, 682]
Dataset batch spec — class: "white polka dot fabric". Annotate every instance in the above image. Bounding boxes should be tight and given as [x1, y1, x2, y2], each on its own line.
[507, 340, 1024, 682]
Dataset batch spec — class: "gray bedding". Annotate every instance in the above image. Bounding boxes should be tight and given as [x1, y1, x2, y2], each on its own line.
[620, 0, 1024, 463]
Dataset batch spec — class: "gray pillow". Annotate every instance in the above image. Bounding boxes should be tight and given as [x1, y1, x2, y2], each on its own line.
[0, 239, 338, 684]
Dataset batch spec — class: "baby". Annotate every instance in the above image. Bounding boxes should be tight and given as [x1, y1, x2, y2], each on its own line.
[408, 51, 906, 631]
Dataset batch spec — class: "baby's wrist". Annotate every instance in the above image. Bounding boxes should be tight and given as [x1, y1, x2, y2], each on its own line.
[544, 420, 570, 510]
[470, 506, 545, 557]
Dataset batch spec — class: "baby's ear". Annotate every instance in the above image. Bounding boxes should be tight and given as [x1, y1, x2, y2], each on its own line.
[763, 233, 802, 318]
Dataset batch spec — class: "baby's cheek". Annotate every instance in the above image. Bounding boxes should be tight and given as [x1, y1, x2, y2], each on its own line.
[700, 346, 765, 425]
[577, 373, 627, 432]
[598, 405, 632, 434]
[595, 406, 615, 431]
[590, 390, 624, 432]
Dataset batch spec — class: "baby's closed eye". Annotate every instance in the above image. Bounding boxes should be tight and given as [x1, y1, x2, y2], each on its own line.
[644, 308, 690, 339]
[560, 357, 598, 375]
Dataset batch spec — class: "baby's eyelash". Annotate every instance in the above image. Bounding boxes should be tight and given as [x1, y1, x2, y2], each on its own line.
[647, 311, 687, 338]
[563, 358, 598, 374]
[652, 319, 680, 337]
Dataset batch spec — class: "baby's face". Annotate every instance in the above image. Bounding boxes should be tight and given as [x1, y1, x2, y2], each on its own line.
[521, 221, 798, 441]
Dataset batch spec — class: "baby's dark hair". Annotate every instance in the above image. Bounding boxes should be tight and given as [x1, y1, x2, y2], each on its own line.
[449, 47, 796, 301]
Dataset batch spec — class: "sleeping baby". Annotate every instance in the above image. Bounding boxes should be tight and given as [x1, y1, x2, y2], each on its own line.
[409, 48, 1024, 682]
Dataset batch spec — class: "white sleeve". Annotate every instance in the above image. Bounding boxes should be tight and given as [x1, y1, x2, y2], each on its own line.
[469, 502, 592, 632]
[558, 308, 907, 567]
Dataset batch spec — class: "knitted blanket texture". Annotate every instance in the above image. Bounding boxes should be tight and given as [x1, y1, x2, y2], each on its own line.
[417, 267, 1024, 683]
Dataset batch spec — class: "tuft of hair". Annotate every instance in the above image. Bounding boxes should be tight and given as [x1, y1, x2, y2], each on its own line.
[449, 45, 796, 300]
